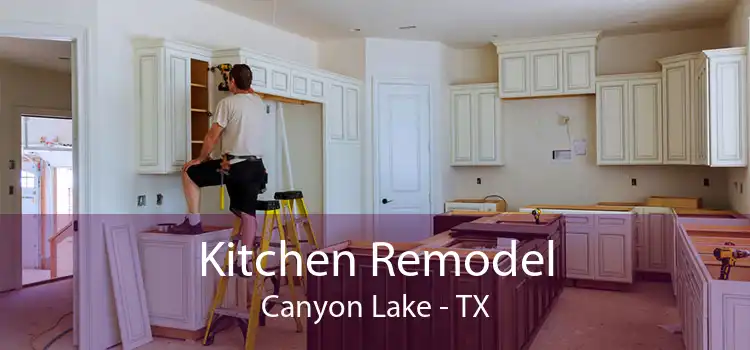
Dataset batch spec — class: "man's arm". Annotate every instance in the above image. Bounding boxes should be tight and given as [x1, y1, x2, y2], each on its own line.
[197, 123, 224, 162]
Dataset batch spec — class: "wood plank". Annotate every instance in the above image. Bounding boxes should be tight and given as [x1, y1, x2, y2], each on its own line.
[257, 92, 316, 106]
[522, 204, 635, 211]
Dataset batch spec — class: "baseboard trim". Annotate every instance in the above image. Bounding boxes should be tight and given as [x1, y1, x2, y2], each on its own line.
[22, 274, 73, 288]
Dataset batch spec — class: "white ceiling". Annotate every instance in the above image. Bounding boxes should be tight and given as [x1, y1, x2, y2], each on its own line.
[201, 0, 737, 48]
[0, 37, 71, 72]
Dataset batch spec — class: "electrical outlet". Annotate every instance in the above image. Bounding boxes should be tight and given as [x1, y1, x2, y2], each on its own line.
[137, 195, 146, 207]
[156, 193, 163, 206]
[703, 178, 710, 187]
[631, 178, 637, 186]
[476, 177, 482, 185]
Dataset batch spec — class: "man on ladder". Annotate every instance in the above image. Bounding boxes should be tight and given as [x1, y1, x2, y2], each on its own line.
[170, 63, 267, 255]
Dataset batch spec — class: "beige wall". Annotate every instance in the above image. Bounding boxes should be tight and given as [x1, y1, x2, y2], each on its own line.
[726, 0, 750, 214]
[281, 103, 324, 214]
[442, 27, 733, 210]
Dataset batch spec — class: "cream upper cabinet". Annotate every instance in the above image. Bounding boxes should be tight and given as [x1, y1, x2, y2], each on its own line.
[494, 32, 600, 99]
[659, 55, 695, 165]
[596, 73, 662, 165]
[704, 48, 747, 167]
[135, 39, 212, 174]
[449, 83, 504, 166]
[658, 48, 747, 167]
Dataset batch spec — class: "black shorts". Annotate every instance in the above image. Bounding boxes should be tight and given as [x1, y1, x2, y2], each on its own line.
[186, 158, 267, 216]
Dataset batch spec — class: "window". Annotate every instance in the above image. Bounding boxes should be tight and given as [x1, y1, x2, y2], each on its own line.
[21, 170, 36, 188]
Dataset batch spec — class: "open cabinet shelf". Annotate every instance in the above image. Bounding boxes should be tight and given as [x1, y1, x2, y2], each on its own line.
[190, 58, 210, 159]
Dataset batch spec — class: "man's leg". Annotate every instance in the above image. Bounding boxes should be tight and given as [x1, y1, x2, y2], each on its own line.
[170, 159, 222, 234]
[182, 169, 201, 224]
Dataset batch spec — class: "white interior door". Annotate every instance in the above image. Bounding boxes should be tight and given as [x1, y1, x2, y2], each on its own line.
[375, 81, 431, 242]
[21, 160, 41, 269]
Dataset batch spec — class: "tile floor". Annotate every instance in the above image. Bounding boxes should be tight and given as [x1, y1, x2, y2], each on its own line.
[1, 279, 684, 350]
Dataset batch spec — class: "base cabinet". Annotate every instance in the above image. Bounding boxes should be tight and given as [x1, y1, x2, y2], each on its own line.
[137, 229, 231, 331]
[519, 208, 634, 284]
[634, 208, 674, 274]
[308, 222, 565, 350]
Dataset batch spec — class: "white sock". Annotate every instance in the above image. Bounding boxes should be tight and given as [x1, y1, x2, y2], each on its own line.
[188, 214, 201, 225]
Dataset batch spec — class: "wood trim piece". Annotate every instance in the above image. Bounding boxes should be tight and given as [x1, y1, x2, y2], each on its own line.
[256, 92, 317, 105]
[501, 93, 594, 101]
[104, 223, 153, 349]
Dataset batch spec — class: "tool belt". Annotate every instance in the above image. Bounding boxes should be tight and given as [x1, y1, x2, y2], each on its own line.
[224, 154, 261, 161]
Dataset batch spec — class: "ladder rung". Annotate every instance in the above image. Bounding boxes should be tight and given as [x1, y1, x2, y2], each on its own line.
[215, 308, 250, 319]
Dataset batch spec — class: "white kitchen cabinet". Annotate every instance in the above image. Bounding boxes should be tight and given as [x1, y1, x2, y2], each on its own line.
[659, 55, 695, 165]
[494, 32, 600, 98]
[633, 207, 673, 274]
[135, 39, 212, 174]
[596, 73, 662, 165]
[658, 47, 747, 167]
[137, 228, 232, 331]
[449, 83, 503, 166]
[519, 207, 635, 284]
[704, 48, 747, 166]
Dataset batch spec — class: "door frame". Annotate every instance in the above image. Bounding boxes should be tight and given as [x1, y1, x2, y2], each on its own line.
[0, 21, 93, 348]
[369, 78, 439, 237]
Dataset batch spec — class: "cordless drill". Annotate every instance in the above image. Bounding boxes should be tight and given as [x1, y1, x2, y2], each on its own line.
[531, 209, 543, 225]
[713, 242, 750, 280]
[210, 63, 233, 91]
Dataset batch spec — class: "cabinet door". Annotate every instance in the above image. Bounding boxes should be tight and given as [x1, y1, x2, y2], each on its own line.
[596, 81, 629, 164]
[565, 227, 594, 279]
[136, 47, 164, 173]
[326, 82, 345, 141]
[595, 215, 632, 283]
[531, 50, 563, 95]
[645, 214, 669, 272]
[474, 88, 502, 165]
[662, 61, 692, 164]
[290, 69, 311, 100]
[629, 78, 663, 164]
[499, 52, 529, 98]
[709, 54, 747, 166]
[450, 89, 473, 165]
[563, 47, 595, 94]
[693, 59, 709, 165]
[166, 49, 191, 172]
[344, 84, 360, 141]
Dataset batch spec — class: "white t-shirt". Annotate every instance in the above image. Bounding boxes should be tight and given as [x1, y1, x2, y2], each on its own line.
[211, 93, 265, 160]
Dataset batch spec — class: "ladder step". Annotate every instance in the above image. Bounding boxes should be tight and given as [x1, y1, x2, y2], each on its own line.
[215, 308, 250, 319]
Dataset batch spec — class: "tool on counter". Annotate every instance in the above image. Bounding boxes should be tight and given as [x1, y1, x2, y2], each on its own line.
[531, 208, 543, 224]
[713, 241, 750, 280]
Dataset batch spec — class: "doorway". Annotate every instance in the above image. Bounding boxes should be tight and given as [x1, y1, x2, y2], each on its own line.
[21, 115, 74, 286]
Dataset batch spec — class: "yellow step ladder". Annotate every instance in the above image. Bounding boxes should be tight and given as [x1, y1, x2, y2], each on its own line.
[202, 199, 304, 350]
[275, 190, 320, 291]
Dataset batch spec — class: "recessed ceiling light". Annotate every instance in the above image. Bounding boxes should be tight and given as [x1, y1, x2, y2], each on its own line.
[398, 25, 417, 30]
[350, 28, 361, 32]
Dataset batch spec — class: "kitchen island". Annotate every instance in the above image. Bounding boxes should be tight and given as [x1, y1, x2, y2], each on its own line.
[307, 213, 566, 350]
